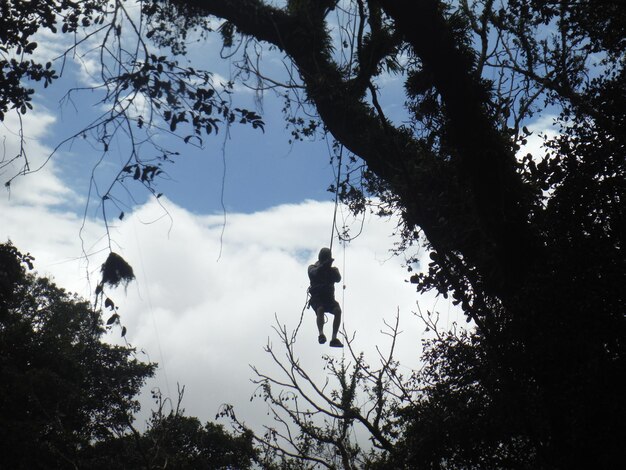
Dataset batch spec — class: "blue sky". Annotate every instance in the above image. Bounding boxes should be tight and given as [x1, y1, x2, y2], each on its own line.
[24, 55, 338, 217]
[11, 2, 413, 220]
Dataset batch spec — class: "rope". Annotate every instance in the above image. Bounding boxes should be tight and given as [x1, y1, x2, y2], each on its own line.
[132, 218, 172, 398]
[329, 146, 344, 252]
[332, 147, 349, 352]
[291, 288, 311, 345]
[340, 238, 346, 358]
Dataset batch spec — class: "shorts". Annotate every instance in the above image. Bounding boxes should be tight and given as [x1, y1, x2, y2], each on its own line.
[309, 296, 340, 314]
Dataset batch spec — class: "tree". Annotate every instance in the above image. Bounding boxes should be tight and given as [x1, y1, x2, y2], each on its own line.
[2, 1, 625, 467]
[84, 387, 257, 469]
[224, 310, 524, 470]
[0, 242, 156, 468]
[0, 242, 257, 469]
[221, 314, 415, 469]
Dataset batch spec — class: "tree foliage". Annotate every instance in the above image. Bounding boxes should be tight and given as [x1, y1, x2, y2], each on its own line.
[0, 243, 256, 469]
[84, 387, 257, 469]
[1, 0, 625, 468]
[0, 242, 156, 468]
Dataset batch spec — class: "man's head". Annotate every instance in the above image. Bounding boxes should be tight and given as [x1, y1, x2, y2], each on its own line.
[318, 247, 333, 264]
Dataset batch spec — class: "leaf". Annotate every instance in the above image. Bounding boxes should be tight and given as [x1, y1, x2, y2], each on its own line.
[121, 326, 127, 337]
[106, 313, 119, 325]
[104, 297, 115, 310]
[24, 42, 38, 54]
[119, 212, 125, 220]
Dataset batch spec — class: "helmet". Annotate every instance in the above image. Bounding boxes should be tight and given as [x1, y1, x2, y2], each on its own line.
[318, 247, 333, 262]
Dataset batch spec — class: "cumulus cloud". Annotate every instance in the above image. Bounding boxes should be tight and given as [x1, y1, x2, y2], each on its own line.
[0, 108, 80, 207]
[0, 95, 465, 439]
[1, 181, 459, 434]
[90, 198, 444, 428]
[0, 88, 466, 439]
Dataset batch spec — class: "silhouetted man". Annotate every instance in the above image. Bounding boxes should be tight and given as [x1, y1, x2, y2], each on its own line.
[308, 247, 343, 348]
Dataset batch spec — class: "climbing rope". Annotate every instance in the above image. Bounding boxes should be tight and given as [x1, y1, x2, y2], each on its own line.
[329, 146, 343, 252]
[332, 148, 348, 354]
[291, 288, 311, 345]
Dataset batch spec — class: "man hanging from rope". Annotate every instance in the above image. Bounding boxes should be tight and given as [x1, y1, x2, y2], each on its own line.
[308, 247, 343, 348]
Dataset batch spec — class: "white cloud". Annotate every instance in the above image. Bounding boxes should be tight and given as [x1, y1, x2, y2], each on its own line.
[30, 27, 71, 66]
[0, 79, 462, 445]
[1, 4, 470, 447]
[1, 187, 460, 435]
[102, 199, 441, 427]
[0, 108, 80, 207]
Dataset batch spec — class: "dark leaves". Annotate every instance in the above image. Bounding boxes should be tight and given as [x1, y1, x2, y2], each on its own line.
[106, 312, 119, 325]
[23, 42, 37, 54]
[235, 108, 265, 133]
[123, 164, 163, 186]
[0, 244, 156, 466]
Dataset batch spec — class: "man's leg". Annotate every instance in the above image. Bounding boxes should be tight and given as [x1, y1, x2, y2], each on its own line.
[316, 306, 326, 343]
[331, 305, 342, 340]
[329, 305, 343, 347]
